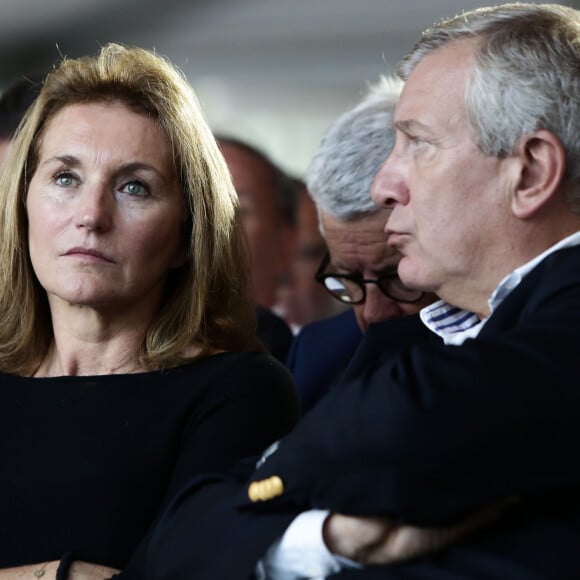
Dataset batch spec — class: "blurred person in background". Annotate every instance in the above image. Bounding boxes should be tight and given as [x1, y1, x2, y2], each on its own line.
[215, 135, 297, 312]
[216, 135, 296, 361]
[275, 177, 345, 334]
[287, 76, 437, 412]
[0, 73, 43, 169]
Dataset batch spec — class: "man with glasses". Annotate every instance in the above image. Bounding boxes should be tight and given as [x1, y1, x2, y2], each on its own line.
[286, 76, 436, 412]
[314, 250, 426, 321]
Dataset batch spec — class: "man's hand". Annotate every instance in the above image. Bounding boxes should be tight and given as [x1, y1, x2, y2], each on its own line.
[323, 497, 517, 566]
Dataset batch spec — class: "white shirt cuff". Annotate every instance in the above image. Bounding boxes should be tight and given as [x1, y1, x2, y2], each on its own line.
[256, 509, 361, 579]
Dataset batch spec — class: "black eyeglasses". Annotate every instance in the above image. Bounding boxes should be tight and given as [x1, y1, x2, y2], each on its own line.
[314, 252, 425, 305]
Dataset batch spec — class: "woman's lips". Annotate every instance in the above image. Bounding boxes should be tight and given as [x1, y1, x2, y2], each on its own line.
[63, 247, 115, 263]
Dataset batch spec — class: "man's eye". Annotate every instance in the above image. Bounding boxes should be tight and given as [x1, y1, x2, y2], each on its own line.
[410, 136, 429, 148]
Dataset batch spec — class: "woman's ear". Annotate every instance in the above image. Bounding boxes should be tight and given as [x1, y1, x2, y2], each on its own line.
[511, 129, 566, 219]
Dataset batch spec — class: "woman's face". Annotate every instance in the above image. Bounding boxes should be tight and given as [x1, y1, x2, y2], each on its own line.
[26, 101, 186, 317]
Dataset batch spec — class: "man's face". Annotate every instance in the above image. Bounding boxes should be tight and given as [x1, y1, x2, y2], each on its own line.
[371, 40, 515, 314]
[321, 210, 435, 333]
[219, 142, 292, 308]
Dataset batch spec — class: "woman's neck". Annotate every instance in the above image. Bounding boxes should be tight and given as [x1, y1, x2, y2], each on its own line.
[37, 306, 152, 377]
[34, 339, 146, 377]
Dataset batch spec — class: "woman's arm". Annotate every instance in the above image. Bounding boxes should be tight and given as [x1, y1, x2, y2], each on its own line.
[0, 561, 119, 580]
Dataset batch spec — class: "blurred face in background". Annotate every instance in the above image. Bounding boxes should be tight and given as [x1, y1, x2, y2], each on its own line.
[276, 186, 342, 330]
[219, 142, 294, 309]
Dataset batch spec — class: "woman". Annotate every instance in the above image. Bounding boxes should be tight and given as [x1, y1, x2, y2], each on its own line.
[0, 44, 300, 579]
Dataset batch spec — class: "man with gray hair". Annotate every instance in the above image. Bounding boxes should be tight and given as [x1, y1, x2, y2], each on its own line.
[147, 4, 580, 579]
[287, 76, 436, 412]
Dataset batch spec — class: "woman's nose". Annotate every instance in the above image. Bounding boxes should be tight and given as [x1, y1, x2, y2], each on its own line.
[74, 184, 113, 231]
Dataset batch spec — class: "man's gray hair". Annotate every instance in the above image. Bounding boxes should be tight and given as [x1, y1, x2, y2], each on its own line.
[398, 3, 580, 211]
[305, 75, 403, 221]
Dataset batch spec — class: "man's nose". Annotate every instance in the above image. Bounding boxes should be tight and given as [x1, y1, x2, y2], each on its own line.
[359, 285, 400, 330]
[370, 152, 409, 209]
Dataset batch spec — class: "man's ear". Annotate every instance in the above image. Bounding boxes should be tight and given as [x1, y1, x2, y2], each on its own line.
[511, 130, 566, 219]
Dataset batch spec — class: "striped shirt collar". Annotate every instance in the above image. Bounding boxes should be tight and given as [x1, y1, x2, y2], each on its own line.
[420, 231, 580, 345]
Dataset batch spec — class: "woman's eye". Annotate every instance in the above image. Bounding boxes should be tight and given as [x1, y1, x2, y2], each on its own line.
[55, 172, 75, 187]
[122, 181, 148, 196]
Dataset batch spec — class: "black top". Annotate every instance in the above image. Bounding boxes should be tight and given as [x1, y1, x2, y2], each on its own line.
[0, 351, 300, 573]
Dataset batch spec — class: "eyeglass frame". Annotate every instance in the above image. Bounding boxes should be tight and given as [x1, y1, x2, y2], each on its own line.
[314, 252, 425, 305]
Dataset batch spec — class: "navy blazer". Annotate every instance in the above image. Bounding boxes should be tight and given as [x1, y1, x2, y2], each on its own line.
[286, 308, 362, 413]
[145, 245, 580, 580]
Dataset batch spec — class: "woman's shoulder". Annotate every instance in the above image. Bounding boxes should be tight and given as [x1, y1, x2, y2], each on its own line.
[189, 350, 298, 405]
[181, 350, 295, 385]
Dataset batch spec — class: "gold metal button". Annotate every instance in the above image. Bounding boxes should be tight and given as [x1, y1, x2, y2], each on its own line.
[248, 475, 284, 502]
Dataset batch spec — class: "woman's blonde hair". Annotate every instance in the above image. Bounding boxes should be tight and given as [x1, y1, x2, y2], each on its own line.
[0, 43, 258, 375]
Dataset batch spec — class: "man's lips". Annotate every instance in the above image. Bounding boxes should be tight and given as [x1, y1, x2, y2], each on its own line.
[385, 231, 408, 247]
[63, 247, 115, 263]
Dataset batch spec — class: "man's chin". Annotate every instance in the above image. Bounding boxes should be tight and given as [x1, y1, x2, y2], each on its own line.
[398, 261, 432, 293]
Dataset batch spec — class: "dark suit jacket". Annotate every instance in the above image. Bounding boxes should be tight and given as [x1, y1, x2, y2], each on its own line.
[285, 308, 363, 413]
[145, 245, 580, 580]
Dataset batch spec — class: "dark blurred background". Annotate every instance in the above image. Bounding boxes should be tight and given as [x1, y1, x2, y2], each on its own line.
[0, 0, 564, 174]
